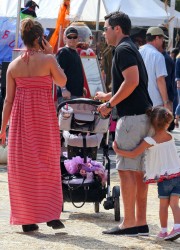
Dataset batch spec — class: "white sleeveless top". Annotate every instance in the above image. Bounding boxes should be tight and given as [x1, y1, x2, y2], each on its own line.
[143, 135, 180, 183]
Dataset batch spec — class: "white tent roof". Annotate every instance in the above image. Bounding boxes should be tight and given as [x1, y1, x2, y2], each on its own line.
[154, 0, 180, 27]
[70, 0, 169, 27]
[0, 0, 171, 28]
[0, 0, 62, 28]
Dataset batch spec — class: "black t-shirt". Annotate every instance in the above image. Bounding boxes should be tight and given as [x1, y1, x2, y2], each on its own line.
[112, 37, 152, 117]
[56, 47, 84, 97]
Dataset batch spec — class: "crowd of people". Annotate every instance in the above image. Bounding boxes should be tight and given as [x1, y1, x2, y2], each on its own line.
[0, 10, 180, 242]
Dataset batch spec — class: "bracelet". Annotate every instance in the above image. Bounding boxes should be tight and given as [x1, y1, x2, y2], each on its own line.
[61, 87, 67, 92]
[163, 100, 169, 104]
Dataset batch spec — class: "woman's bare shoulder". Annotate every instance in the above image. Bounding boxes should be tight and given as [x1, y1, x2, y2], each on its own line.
[44, 53, 56, 61]
[7, 57, 21, 75]
[43, 54, 58, 67]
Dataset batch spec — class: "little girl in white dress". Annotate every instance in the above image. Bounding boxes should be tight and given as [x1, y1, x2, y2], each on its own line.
[113, 106, 180, 241]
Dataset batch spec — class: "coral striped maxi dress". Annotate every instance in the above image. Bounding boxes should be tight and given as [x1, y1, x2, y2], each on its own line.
[8, 75, 63, 225]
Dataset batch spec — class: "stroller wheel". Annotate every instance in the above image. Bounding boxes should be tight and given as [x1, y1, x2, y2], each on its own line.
[113, 186, 120, 221]
[94, 202, 100, 213]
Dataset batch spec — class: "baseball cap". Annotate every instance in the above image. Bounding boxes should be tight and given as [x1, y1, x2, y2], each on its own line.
[146, 27, 168, 38]
[65, 27, 78, 37]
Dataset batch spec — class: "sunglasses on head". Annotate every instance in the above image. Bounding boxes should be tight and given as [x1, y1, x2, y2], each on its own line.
[66, 35, 78, 40]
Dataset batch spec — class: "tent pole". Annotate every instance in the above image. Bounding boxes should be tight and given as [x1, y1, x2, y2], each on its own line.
[96, 0, 101, 31]
[15, 0, 22, 49]
[102, 0, 108, 14]
[168, 0, 175, 50]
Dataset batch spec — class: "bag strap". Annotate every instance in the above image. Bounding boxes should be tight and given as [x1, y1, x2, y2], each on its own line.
[83, 135, 87, 163]
[70, 185, 88, 208]
[67, 175, 87, 208]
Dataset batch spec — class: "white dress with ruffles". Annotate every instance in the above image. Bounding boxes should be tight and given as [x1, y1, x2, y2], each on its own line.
[143, 135, 180, 183]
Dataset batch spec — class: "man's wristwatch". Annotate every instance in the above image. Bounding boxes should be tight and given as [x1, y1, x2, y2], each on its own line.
[163, 100, 169, 105]
[105, 102, 113, 109]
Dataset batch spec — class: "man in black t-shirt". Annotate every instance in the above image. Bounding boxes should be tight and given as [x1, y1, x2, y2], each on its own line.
[95, 11, 152, 236]
[56, 27, 84, 103]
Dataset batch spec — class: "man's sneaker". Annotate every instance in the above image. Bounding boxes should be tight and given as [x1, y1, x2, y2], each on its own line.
[165, 228, 180, 241]
[138, 225, 149, 236]
[157, 231, 168, 239]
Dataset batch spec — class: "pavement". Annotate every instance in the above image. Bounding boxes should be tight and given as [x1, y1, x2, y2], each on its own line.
[0, 128, 180, 249]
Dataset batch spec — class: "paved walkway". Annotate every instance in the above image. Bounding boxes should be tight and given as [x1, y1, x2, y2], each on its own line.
[0, 128, 180, 249]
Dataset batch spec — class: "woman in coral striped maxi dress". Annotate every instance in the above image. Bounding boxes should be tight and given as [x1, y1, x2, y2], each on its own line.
[0, 18, 70, 232]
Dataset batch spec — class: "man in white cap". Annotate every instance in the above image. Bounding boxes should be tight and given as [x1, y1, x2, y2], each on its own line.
[139, 27, 171, 110]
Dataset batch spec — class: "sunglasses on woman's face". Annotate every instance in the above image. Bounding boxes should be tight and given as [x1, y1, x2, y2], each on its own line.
[66, 35, 78, 40]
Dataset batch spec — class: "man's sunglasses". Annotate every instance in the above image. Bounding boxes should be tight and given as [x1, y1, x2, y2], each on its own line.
[103, 26, 114, 32]
[66, 35, 78, 40]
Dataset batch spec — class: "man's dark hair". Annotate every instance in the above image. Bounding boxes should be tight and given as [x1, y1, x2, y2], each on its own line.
[171, 47, 179, 57]
[146, 34, 163, 42]
[104, 11, 131, 35]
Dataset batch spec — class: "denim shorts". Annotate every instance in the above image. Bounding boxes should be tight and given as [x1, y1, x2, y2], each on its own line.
[158, 177, 180, 198]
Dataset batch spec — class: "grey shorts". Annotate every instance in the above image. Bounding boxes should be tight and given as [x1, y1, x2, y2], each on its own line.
[115, 114, 150, 171]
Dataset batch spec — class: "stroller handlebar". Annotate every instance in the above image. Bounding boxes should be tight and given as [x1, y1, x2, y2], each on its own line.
[57, 98, 103, 112]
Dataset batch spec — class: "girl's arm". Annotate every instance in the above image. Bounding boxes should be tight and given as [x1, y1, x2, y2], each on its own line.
[112, 140, 151, 158]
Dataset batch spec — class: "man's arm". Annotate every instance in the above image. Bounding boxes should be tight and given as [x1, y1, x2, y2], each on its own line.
[94, 91, 112, 101]
[155, 53, 171, 109]
[157, 76, 171, 110]
[109, 65, 139, 107]
[97, 65, 139, 116]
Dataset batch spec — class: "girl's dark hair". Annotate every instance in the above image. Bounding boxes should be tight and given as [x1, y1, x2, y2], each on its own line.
[21, 18, 44, 47]
[146, 106, 173, 130]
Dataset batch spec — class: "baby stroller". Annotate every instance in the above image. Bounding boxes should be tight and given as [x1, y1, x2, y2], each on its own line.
[58, 98, 120, 221]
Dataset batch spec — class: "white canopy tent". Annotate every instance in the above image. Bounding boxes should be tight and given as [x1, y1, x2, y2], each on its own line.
[154, 0, 180, 27]
[0, 0, 179, 53]
[70, 0, 170, 27]
[0, 0, 62, 29]
[0, 0, 171, 28]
